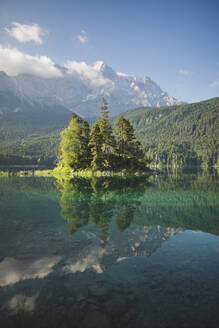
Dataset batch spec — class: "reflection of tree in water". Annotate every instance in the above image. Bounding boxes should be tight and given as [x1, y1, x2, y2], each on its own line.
[90, 194, 114, 247]
[114, 192, 142, 232]
[114, 177, 147, 232]
[116, 201, 137, 232]
[151, 167, 219, 192]
[57, 176, 149, 244]
[58, 178, 91, 233]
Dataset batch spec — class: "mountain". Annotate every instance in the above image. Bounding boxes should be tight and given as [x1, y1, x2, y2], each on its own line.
[0, 61, 181, 118]
[0, 61, 183, 166]
[1, 62, 218, 168]
[122, 97, 219, 167]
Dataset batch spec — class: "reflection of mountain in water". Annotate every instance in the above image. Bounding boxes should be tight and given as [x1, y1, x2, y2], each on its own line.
[63, 225, 182, 274]
[110, 225, 181, 259]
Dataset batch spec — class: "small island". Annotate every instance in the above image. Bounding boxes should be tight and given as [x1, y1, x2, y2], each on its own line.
[54, 98, 151, 177]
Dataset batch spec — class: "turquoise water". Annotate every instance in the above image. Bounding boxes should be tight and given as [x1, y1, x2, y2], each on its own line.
[0, 170, 219, 327]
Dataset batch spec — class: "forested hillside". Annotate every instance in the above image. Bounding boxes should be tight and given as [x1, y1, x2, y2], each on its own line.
[122, 97, 219, 167]
[0, 91, 71, 165]
[0, 97, 218, 167]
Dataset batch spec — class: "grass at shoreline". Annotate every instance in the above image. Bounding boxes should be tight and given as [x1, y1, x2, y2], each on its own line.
[1, 165, 218, 178]
[0, 169, 53, 177]
[0, 168, 152, 178]
[53, 168, 152, 179]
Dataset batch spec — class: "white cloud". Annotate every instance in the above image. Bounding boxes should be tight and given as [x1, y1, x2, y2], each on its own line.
[179, 68, 192, 76]
[5, 22, 47, 44]
[210, 80, 219, 87]
[64, 60, 114, 88]
[76, 30, 88, 44]
[0, 44, 62, 78]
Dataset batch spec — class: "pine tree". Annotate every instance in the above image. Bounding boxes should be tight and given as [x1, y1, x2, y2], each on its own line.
[58, 114, 91, 171]
[89, 122, 103, 170]
[115, 116, 148, 171]
[115, 116, 135, 155]
[98, 98, 116, 154]
[89, 98, 116, 170]
[80, 120, 91, 168]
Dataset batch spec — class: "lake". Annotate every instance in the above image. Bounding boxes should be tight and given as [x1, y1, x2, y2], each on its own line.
[0, 169, 219, 328]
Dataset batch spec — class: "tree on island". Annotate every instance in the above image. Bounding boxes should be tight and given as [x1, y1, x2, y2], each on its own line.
[56, 98, 149, 173]
[115, 115, 147, 170]
[89, 98, 116, 170]
[57, 113, 91, 171]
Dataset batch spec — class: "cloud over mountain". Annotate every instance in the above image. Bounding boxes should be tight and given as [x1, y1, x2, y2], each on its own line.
[0, 48, 182, 117]
[0, 44, 62, 78]
[64, 60, 113, 88]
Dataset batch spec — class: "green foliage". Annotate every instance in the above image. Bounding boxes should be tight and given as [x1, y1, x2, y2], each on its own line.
[99, 98, 116, 152]
[0, 108, 70, 165]
[89, 98, 117, 170]
[114, 115, 149, 171]
[1, 92, 218, 169]
[57, 114, 91, 171]
[115, 116, 135, 155]
[122, 97, 219, 167]
[89, 122, 104, 170]
[57, 98, 149, 173]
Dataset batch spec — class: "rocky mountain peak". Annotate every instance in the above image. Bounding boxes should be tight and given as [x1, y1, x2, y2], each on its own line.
[0, 62, 182, 117]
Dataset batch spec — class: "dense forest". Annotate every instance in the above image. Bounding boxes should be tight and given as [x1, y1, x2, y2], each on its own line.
[0, 96, 218, 168]
[122, 97, 219, 167]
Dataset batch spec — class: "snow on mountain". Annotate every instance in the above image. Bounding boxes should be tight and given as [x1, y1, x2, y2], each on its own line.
[0, 61, 182, 117]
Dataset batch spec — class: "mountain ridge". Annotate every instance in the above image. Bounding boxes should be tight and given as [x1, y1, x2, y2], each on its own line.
[0, 61, 182, 118]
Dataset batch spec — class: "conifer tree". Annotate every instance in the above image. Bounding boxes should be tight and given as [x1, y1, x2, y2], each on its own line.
[80, 120, 91, 168]
[115, 116, 135, 155]
[56, 100, 150, 174]
[58, 114, 91, 171]
[89, 122, 103, 170]
[115, 115, 148, 170]
[98, 98, 116, 154]
[89, 98, 116, 170]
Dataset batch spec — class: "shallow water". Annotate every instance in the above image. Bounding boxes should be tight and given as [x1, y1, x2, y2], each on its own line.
[0, 170, 219, 328]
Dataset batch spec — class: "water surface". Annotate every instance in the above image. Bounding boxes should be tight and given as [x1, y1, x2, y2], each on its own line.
[0, 170, 219, 328]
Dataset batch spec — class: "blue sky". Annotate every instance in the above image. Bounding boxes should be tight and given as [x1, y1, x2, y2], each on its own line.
[0, 0, 218, 103]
